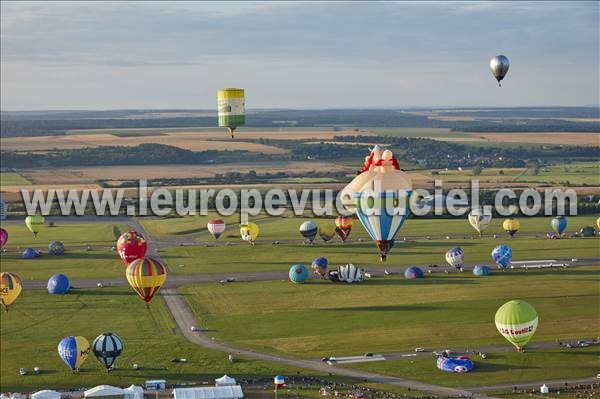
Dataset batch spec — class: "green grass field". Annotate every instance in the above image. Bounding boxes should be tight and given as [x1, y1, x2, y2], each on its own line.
[180, 265, 600, 387]
[0, 289, 320, 392]
[0, 172, 32, 186]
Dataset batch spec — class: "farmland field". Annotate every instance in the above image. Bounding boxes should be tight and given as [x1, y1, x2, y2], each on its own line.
[0, 172, 31, 187]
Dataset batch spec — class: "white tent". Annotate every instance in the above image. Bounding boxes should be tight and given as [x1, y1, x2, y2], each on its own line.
[84, 385, 125, 399]
[172, 386, 243, 399]
[124, 386, 143, 399]
[32, 391, 61, 399]
[215, 375, 236, 387]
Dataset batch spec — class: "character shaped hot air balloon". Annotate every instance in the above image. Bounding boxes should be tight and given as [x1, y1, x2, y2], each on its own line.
[240, 222, 259, 245]
[289, 264, 309, 284]
[318, 224, 335, 242]
[342, 146, 412, 261]
[25, 215, 45, 236]
[47, 274, 70, 295]
[331, 264, 364, 283]
[468, 207, 492, 236]
[502, 218, 520, 237]
[472, 265, 490, 276]
[490, 55, 509, 86]
[299, 221, 318, 244]
[551, 216, 567, 236]
[0, 272, 22, 312]
[445, 247, 465, 271]
[335, 216, 353, 242]
[126, 257, 167, 305]
[0, 228, 8, 248]
[218, 88, 245, 138]
[48, 241, 65, 255]
[116, 231, 147, 265]
[492, 244, 512, 269]
[207, 219, 226, 240]
[58, 336, 90, 371]
[437, 356, 474, 373]
[92, 332, 123, 371]
[495, 300, 538, 351]
[311, 257, 329, 277]
[404, 266, 424, 279]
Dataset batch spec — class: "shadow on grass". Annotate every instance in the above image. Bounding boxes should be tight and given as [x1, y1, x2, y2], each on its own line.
[360, 278, 475, 286]
[71, 289, 131, 296]
[323, 304, 443, 312]
[474, 362, 537, 373]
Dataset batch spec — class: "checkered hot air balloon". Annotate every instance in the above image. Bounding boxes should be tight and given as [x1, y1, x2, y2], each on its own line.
[126, 257, 167, 304]
[207, 219, 226, 240]
[343, 146, 412, 261]
[117, 231, 147, 265]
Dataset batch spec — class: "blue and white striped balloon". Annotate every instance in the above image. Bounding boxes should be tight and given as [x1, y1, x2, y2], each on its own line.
[492, 245, 512, 269]
[445, 247, 465, 271]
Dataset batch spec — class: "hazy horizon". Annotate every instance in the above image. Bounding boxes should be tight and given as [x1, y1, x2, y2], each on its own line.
[1, 1, 598, 111]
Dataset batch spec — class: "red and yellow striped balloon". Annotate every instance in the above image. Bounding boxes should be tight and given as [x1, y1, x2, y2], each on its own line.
[125, 257, 167, 304]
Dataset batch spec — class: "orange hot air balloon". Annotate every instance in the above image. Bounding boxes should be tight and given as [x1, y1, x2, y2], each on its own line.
[335, 216, 353, 242]
[125, 257, 167, 304]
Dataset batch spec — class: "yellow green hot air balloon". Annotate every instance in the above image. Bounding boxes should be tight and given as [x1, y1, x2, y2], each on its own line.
[218, 88, 245, 138]
[25, 215, 45, 236]
[240, 222, 259, 245]
[495, 300, 538, 351]
[318, 224, 336, 242]
[0, 272, 23, 312]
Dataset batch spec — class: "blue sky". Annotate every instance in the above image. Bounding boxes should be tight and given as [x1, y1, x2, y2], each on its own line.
[1, 1, 598, 110]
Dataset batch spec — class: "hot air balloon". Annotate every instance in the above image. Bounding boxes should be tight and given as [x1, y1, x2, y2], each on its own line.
[468, 207, 492, 236]
[551, 216, 567, 236]
[289, 264, 309, 284]
[472, 265, 490, 276]
[0, 272, 22, 312]
[311, 257, 329, 277]
[490, 55, 509, 86]
[116, 231, 147, 265]
[207, 219, 226, 240]
[274, 375, 285, 389]
[445, 247, 465, 271]
[495, 300, 538, 351]
[437, 356, 474, 373]
[22, 248, 40, 259]
[25, 215, 45, 236]
[404, 266, 424, 279]
[331, 264, 364, 283]
[580, 226, 596, 237]
[240, 222, 259, 245]
[502, 218, 520, 237]
[58, 336, 90, 371]
[126, 257, 167, 304]
[0, 228, 8, 248]
[299, 221, 318, 244]
[335, 216, 353, 242]
[92, 332, 123, 371]
[318, 224, 335, 242]
[492, 244, 512, 269]
[342, 146, 412, 261]
[47, 274, 70, 295]
[218, 88, 245, 138]
[48, 241, 65, 255]
[596, 217, 600, 231]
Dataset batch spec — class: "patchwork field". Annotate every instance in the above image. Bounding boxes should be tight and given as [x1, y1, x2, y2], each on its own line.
[0, 172, 32, 187]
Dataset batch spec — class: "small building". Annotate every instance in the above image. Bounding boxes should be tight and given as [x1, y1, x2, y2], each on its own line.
[215, 375, 236, 387]
[84, 385, 126, 399]
[31, 391, 61, 399]
[145, 380, 166, 391]
[172, 386, 244, 399]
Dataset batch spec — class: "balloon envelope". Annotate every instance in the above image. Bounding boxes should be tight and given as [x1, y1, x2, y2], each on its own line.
[490, 55, 510, 84]
[0, 272, 22, 311]
[473, 265, 491, 276]
[207, 219, 226, 240]
[311, 257, 329, 276]
[580, 226, 596, 237]
[289, 264, 309, 284]
[299, 221, 318, 243]
[437, 356, 474, 373]
[492, 245, 512, 269]
[318, 224, 336, 242]
[445, 247, 465, 270]
[551, 216, 567, 235]
[335, 216, 353, 242]
[48, 241, 65, 256]
[117, 231, 147, 265]
[92, 332, 123, 370]
[58, 336, 90, 371]
[0, 228, 8, 248]
[240, 222, 259, 243]
[404, 266, 424, 279]
[468, 208, 492, 235]
[25, 215, 45, 236]
[495, 300, 538, 350]
[22, 248, 39, 259]
[218, 88, 245, 137]
[502, 218, 520, 237]
[126, 257, 167, 303]
[335, 264, 364, 283]
[47, 274, 70, 294]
